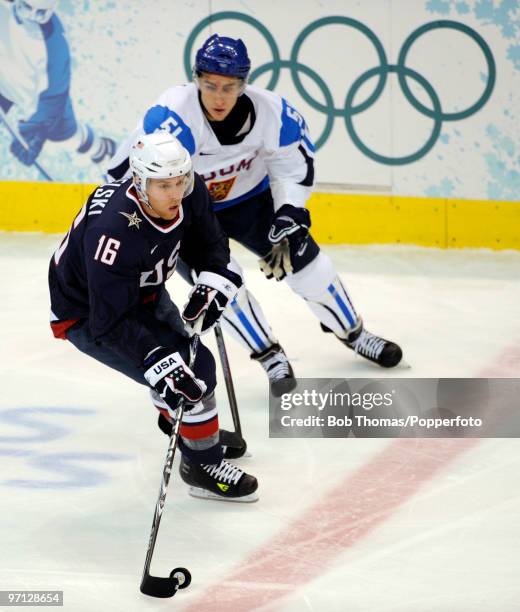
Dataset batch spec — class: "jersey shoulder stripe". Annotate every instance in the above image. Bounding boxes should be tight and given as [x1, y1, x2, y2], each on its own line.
[244, 85, 314, 151]
[143, 84, 199, 154]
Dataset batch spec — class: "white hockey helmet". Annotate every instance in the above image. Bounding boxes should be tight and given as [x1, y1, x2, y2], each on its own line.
[129, 131, 194, 204]
[14, 0, 58, 24]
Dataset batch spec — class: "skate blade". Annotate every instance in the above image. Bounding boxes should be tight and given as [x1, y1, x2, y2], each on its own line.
[351, 352, 411, 370]
[188, 486, 259, 503]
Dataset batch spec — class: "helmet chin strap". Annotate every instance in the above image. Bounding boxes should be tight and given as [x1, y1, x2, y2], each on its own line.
[138, 193, 161, 218]
[143, 199, 155, 212]
[141, 194, 154, 211]
[133, 174, 155, 211]
[140, 193, 157, 214]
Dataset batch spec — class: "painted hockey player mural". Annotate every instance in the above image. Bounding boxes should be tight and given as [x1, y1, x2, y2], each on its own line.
[0, 0, 115, 181]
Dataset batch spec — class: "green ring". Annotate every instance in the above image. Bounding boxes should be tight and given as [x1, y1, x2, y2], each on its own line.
[251, 60, 335, 150]
[397, 20, 496, 121]
[290, 16, 388, 116]
[345, 64, 443, 165]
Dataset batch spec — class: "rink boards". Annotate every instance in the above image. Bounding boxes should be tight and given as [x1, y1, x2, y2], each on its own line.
[0, 180, 518, 250]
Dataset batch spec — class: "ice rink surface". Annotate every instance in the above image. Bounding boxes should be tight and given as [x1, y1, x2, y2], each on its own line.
[1, 233, 520, 611]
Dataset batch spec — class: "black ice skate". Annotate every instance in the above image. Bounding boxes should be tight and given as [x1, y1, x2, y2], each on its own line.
[157, 414, 248, 459]
[321, 322, 402, 368]
[251, 343, 297, 396]
[179, 456, 258, 502]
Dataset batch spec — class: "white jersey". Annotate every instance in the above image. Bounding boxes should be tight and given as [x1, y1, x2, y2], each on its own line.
[0, 1, 47, 115]
[109, 83, 315, 212]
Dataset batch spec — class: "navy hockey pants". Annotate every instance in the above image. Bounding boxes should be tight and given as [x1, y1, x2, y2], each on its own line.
[216, 187, 320, 272]
[66, 288, 216, 393]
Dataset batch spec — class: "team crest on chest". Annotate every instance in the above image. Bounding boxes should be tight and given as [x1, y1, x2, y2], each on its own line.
[207, 177, 237, 202]
[119, 211, 143, 228]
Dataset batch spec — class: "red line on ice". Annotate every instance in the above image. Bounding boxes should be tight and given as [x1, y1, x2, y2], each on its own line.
[183, 343, 519, 611]
[479, 343, 520, 377]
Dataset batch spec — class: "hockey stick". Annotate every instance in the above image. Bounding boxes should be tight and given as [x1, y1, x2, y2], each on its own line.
[140, 332, 200, 598]
[214, 323, 243, 440]
[0, 106, 53, 181]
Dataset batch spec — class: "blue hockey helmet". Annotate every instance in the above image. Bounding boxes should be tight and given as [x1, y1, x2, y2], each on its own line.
[194, 34, 251, 79]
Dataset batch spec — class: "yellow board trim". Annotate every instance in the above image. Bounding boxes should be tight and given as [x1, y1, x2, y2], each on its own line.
[0, 180, 519, 250]
[0, 181, 95, 234]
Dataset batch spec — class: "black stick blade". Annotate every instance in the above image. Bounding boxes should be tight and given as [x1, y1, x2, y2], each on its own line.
[219, 429, 247, 459]
[140, 573, 180, 598]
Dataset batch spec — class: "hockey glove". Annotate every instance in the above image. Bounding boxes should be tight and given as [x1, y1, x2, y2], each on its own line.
[143, 347, 207, 412]
[10, 119, 48, 166]
[259, 239, 293, 281]
[260, 204, 311, 281]
[182, 270, 240, 336]
[267, 204, 311, 247]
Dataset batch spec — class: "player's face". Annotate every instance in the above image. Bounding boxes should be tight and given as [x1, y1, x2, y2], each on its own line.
[146, 177, 187, 220]
[198, 72, 243, 121]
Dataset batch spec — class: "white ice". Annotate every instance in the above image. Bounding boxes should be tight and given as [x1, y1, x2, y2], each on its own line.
[1, 234, 519, 611]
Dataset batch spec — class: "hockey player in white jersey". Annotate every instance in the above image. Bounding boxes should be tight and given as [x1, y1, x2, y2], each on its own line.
[0, 0, 115, 172]
[108, 34, 403, 389]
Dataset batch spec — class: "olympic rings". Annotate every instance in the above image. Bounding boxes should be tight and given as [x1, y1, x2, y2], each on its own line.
[185, 13, 496, 165]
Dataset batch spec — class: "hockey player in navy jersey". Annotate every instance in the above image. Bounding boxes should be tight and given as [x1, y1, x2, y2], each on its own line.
[108, 35, 403, 390]
[48, 131, 258, 502]
[0, 0, 115, 172]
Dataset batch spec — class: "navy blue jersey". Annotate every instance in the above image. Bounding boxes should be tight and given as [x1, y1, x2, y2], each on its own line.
[48, 174, 231, 365]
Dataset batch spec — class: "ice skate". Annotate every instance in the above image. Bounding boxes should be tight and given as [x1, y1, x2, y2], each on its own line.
[179, 456, 258, 502]
[251, 343, 296, 396]
[322, 322, 402, 368]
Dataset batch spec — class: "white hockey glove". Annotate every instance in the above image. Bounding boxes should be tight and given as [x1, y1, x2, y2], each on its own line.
[143, 347, 207, 411]
[182, 271, 239, 336]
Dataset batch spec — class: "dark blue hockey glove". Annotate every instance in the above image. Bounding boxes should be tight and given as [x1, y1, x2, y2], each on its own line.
[143, 347, 207, 412]
[10, 119, 47, 166]
[182, 270, 240, 336]
[268, 204, 311, 248]
[260, 205, 311, 281]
